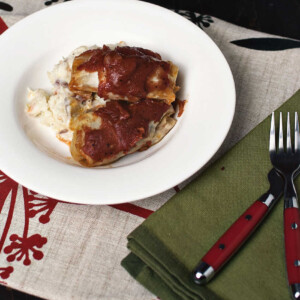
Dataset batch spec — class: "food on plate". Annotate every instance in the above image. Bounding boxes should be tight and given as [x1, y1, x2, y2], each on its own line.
[69, 45, 179, 104]
[70, 99, 176, 166]
[26, 43, 182, 166]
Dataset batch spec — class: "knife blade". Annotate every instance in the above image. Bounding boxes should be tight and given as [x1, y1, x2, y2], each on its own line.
[193, 168, 296, 285]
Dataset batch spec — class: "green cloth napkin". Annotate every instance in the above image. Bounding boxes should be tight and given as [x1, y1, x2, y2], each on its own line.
[122, 90, 300, 300]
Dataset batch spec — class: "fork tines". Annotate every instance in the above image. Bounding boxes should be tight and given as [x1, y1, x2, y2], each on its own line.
[270, 112, 300, 154]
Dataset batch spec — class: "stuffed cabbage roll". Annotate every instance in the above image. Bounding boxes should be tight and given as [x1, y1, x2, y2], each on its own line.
[70, 99, 176, 166]
[69, 45, 179, 105]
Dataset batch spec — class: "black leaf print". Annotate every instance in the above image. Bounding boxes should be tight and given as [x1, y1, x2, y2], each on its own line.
[174, 10, 213, 30]
[0, 2, 13, 11]
[45, 0, 71, 6]
[231, 38, 300, 51]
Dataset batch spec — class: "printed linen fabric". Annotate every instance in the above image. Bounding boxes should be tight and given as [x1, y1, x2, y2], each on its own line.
[0, 1, 300, 299]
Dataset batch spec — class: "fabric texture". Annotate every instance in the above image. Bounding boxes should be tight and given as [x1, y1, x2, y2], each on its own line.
[0, 1, 299, 299]
[122, 90, 300, 300]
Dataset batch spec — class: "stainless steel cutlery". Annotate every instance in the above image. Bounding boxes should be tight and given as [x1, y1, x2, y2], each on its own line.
[269, 112, 300, 299]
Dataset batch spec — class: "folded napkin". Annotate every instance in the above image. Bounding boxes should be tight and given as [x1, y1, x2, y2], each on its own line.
[122, 90, 300, 300]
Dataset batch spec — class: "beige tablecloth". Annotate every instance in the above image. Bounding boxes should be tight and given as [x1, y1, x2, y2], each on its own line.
[0, 0, 299, 299]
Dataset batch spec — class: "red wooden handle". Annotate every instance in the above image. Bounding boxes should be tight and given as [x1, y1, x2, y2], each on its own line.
[284, 207, 300, 284]
[202, 201, 268, 270]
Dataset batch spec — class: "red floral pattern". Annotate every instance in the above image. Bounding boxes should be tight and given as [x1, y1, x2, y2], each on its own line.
[24, 188, 57, 224]
[0, 171, 57, 279]
[0, 266, 13, 279]
[4, 234, 47, 266]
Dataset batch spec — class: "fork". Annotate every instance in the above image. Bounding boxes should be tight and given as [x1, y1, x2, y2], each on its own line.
[270, 112, 300, 299]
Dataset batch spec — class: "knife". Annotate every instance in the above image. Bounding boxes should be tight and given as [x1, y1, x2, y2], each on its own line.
[193, 168, 292, 284]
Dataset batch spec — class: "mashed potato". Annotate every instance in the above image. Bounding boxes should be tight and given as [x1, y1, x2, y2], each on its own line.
[26, 46, 107, 145]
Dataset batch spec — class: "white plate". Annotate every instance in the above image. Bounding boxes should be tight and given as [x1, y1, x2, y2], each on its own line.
[0, 0, 235, 205]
